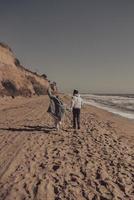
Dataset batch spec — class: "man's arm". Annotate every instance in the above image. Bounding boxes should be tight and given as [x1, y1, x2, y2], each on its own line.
[71, 97, 75, 110]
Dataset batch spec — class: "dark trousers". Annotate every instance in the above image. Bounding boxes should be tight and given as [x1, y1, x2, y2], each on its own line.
[73, 108, 80, 129]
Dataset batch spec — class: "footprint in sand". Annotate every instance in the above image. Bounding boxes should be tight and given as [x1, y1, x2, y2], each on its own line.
[52, 164, 60, 171]
[39, 163, 45, 169]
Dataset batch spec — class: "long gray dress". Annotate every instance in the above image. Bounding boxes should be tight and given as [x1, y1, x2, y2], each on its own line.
[47, 90, 65, 121]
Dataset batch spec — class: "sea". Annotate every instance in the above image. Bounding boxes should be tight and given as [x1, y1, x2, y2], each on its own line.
[81, 94, 134, 120]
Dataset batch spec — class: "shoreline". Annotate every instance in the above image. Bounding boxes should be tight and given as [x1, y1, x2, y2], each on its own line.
[84, 100, 134, 120]
[82, 102, 134, 147]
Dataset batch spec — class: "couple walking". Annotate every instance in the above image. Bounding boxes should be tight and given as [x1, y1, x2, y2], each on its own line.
[47, 88, 83, 130]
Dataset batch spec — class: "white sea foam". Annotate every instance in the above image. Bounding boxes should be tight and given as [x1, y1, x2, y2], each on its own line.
[82, 94, 134, 120]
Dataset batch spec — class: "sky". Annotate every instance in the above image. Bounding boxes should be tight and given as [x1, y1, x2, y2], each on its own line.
[0, 0, 134, 93]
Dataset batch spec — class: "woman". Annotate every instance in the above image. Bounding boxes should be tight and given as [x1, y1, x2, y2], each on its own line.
[47, 88, 65, 130]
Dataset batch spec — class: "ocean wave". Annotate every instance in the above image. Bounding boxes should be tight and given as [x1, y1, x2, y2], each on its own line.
[82, 94, 134, 120]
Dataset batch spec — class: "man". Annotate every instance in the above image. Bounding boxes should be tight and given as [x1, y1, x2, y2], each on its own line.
[71, 89, 83, 129]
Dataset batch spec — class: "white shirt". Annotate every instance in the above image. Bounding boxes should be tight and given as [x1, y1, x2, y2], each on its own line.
[71, 94, 83, 109]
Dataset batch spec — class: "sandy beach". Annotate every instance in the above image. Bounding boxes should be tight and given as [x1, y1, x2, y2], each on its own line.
[0, 95, 133, 200]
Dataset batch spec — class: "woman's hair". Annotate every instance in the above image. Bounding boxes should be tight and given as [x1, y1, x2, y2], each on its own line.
[73, 89, 79, 95]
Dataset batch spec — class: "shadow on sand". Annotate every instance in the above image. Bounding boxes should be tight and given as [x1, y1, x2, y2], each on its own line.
[0, 125, 56, 133]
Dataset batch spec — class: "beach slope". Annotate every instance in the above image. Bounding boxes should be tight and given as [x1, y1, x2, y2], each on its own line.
[0, 96, 133, 200]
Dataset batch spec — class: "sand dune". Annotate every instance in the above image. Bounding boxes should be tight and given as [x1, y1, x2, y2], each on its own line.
[0, 96, 133, 200]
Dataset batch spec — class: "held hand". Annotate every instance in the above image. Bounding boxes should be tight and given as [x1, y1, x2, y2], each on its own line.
[70, 107, 73, 112]
[65, 107, 72, 112]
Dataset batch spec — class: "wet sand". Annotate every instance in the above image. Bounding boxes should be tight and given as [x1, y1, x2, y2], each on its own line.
[0, 96, 133, 200]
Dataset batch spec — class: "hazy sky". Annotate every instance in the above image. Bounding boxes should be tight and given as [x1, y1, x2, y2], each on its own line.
[0, 0, 134, 93]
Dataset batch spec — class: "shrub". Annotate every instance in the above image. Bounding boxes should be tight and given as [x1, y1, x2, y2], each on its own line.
[27, 75, 46, 95]
[33, 84, 46, 95]
[41, 74, 47, 79]
[1, 80, 18, 96]
[14, 58, 20, 66]
[19, 87, 32, 97]
[0, 42, 12, 52]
